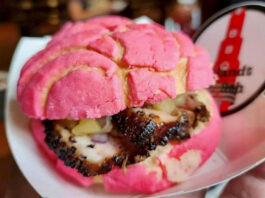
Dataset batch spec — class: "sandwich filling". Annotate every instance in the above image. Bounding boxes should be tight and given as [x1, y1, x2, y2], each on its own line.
[43, 91, 209, 177]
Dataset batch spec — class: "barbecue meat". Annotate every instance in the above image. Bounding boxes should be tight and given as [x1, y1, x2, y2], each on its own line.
[43, 93, 209, 177]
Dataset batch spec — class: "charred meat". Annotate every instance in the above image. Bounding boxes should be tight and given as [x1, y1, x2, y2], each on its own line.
[43, 93, 209, 177]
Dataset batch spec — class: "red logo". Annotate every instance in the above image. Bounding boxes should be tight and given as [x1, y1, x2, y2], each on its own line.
[212, 8, 246, 113]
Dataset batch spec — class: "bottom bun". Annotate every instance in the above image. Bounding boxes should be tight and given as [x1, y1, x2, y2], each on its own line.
[30, 90, 221, 193]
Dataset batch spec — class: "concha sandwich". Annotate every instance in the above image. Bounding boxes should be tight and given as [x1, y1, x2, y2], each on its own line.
[17, 16, 221, 193]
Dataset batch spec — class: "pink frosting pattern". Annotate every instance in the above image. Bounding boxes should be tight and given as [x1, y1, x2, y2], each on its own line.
[84, 15, 131, 30]
[173, 31, 194, 57]
[20, 50, 122, 120]
[47, 25, 109, 48]
[187, 46, 215, 91]
[17, 31, 109, 100]
[112, 23, 180, 71]
[46, 69, 125, 119]
[87, 36, 119, 58]
[49, 16, 131, 47]
[18, 16, 214, 120]
[128, 69, 176, 106]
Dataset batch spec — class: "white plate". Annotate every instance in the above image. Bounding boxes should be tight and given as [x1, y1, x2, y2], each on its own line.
[5, 37, 265, 198]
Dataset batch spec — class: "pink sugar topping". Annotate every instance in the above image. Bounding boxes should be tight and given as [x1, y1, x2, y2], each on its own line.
[128, 69, 176, 106]
[187, 46, 215, 91]
[46, 69, 125, 119]
[113, 24, 179, 72]
[173, 31, 194, 57]
[17, 16, 214, 120]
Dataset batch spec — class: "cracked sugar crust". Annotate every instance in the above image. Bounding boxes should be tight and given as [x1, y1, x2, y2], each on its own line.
[17, 16, 214, 120]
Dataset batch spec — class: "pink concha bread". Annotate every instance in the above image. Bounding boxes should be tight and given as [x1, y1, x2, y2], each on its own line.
[30, 90, 221, 193]
[48, 15, 132, 48]
[17, 16, 131, 101]
[17, 16, 214, 120]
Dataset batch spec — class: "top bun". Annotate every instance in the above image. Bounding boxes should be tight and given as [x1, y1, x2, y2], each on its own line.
[17, 16, 214, 120]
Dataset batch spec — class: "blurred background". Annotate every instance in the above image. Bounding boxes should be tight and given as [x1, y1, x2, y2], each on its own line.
[0, 0, 261, 197]
[0, 0, 256, 71]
